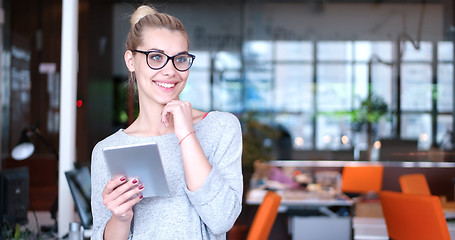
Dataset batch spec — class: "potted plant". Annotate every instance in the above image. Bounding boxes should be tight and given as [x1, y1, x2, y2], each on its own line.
[351, 93, 388, 160]
[241, 112, 278, 179]
[1, 224, 37, 240]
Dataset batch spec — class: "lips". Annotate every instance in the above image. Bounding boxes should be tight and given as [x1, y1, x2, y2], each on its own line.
[153, 81, 176, 89]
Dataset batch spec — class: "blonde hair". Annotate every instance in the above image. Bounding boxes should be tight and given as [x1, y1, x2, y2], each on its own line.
[125, 5, 189, 98]
[125, 5, 188, 51]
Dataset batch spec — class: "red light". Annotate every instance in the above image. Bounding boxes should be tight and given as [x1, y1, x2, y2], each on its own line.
[77, 100, 83, 108]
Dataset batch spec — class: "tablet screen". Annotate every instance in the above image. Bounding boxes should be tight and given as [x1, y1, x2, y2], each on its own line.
[103, 142, 170, 198]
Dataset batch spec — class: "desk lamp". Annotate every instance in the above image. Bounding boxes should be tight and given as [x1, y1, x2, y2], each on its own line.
[11, 126, 59, 235]
[12, 127, 59, 161]
[11, 128, 36, 161]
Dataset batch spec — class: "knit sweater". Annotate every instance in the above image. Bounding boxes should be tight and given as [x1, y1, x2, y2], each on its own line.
[90, 111, 243, 240]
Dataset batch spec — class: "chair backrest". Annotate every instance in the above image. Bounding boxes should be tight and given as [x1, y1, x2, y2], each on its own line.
[399, 173, 431, 195]
[247, 191, 282, 240]
[379, 190, 450, 240]
[341, 164, 384, 194]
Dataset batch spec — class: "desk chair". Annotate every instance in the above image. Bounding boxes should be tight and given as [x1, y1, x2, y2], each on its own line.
[246, 191, 282, 240]
[399, 173, 431, 195]
[341, 164, 384, 196]
[65, 166, 93, 232]
[379, 190, 450, 240]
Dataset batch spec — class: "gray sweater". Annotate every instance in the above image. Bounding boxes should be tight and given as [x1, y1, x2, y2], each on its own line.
[90, 111, 243, 240]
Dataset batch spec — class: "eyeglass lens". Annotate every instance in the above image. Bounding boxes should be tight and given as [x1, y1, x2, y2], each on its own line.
[147, 52, 194, 71]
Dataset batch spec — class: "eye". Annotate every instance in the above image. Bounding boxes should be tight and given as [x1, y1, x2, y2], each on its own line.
[149, 53, 164, 62]
[175, 55, 189, 63]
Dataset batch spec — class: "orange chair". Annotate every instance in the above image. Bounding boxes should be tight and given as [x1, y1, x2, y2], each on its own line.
[246, 191, 282, 240]
[379, 190, 450, 240]
[399, 173, 431, 195]
[341, 164, 384, 194]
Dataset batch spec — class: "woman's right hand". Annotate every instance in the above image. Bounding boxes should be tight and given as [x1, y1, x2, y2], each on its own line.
[102, 176, 144, 222]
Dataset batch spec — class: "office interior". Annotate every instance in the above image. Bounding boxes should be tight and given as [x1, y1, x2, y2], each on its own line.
[0, 0, 455, 239]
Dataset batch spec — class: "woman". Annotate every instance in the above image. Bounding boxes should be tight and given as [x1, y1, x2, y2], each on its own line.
[90, 5, 243, 240]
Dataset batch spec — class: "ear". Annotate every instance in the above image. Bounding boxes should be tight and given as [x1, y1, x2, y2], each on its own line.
[124, 50, 135, 72]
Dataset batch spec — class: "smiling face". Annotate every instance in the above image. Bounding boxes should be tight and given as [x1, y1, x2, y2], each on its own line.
[125, 27, 190, 107]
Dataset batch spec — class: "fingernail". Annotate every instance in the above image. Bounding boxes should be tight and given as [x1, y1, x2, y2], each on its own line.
[120, 176, 126, 181]
[132, 179, 138, 184]
[139, 195, 143, 199]
[138, 184, 144, 190]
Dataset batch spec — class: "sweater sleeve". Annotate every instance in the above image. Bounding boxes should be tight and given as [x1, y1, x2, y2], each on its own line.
[90, 140, 133, 240]
[184, 113, 243, 235]
[90, 142, 111, 240]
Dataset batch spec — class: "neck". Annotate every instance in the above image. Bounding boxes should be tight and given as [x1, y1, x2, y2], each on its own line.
[125, 103, 173, 137]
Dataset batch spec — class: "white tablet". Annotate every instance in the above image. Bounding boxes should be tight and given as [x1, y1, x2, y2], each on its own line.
[103, 142, 170, 198]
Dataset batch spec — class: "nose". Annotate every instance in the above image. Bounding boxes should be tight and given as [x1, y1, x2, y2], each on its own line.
[160, 58, 177, 75]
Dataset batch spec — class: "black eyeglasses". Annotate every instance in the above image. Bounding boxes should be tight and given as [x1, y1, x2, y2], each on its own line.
[132, 50, 196, 72]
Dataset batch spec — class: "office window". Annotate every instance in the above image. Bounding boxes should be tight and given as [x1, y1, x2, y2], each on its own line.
[275, 41, 313, 61]
[436, 41, 453, 150]
[273, 41, 314, 112]
[352, 63, 368, 108]
[243, 41, 272, 62]
[401, 63, 432, 111]
[401, 114, 432, 150]
[437, 42, 453, 113]
[371, 64, 393, 107]
[317, 41, 352, 61]
[438, 41, 453, 61]
[437, 63, 453, 112]
[213, 71, 243, 112]
[317, 63, 352, 111]
[316, 41, 353, 150]
[245, 66, 273, 110]
[402, 42, 433, 61]
[316, 115, 352, 150]
[237, 40, 452, 153]
[399, 42, 434, 151]
[437, 115, 452, 149]
[274, 63, 313, 112]
[213, 51, 243, 112]
[182, 51, 211, 111]
[275, 113, 314, 150]
[354, 41, 393, 62]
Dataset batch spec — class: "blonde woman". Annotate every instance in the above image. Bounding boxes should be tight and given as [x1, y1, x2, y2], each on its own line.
[90, 5, 243, 240]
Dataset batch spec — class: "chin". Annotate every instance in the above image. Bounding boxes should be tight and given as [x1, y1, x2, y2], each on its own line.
[158, 97, 179, 105]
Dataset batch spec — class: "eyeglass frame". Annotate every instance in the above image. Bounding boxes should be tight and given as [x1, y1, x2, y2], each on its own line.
[132, 50, 196, 72]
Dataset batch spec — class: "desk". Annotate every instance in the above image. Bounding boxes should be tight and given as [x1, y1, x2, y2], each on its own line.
[246, 189, 354, 240]
[353, 217, 455, 240]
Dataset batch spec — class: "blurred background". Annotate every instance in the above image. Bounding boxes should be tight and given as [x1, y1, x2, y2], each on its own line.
[0, 0, 454, 212]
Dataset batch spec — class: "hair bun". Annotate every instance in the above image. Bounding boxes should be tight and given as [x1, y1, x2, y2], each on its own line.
[130, 5, 158, 28]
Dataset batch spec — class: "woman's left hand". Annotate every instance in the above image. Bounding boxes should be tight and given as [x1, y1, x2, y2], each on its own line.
[161, 100, 194, 140]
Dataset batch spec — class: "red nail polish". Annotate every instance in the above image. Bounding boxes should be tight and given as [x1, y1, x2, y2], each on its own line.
[139, 195, 143, 199]
[132, 179, 138, 184]
[120, 176, 126, 181]
[138, 185, 144, 190]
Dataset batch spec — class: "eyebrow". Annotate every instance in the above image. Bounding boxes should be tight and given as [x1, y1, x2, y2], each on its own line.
[148, 48, 189, 55]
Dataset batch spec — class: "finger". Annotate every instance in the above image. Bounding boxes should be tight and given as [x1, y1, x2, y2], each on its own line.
[110, 178, 140, 198]
[161, 111, 170, 127]
[102, 176, 127, 197]
[108, 184, 144, 214]
[162, 101, 193, 134]
[103, 178, 139, 205]
[103, 180, 144, 212]
[112, 194, 144, 220]
[112, 182, 144, 206]
[116, 192, 144, 214]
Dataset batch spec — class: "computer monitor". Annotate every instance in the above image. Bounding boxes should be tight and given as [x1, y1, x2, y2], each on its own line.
[65, 166, 92, 229]
[0, 166, 29, 227]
